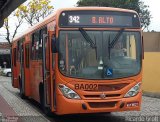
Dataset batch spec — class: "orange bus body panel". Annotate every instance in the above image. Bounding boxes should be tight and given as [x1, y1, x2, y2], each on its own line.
[11, 7, 142, 115]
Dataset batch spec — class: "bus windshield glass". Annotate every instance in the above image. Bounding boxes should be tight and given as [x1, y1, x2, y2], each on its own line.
[58, 30, 141, 79]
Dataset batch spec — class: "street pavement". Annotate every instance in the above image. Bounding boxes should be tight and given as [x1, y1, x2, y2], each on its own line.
[0, 76, 50, 122]
[0, 76, 160, 122]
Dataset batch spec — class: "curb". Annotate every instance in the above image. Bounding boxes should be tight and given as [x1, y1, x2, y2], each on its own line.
[142, 91, 160, 99]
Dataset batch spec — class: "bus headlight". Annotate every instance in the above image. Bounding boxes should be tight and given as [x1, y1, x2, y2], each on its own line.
[58, 84, 81, 99]
[124, 82, 141, 98]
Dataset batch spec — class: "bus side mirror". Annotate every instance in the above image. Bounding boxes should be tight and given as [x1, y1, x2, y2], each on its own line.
[51, 35, 57, 53]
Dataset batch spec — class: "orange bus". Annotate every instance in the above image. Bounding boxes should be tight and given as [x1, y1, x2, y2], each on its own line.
[11, 7, 143, 115]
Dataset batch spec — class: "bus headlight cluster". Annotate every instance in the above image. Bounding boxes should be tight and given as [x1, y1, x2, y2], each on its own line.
[58, 84, 81, 99]
[124, 82, 141, 98]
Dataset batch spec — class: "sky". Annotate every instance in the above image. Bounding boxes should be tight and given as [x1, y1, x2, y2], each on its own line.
[143, 0, 160, 31]
[0, 0, 160, 42]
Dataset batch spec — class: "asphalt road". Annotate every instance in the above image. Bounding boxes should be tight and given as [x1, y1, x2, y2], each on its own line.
[0, 76, 160, 122]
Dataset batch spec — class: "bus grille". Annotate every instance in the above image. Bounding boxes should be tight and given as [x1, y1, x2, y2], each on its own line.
[84, 83, 129, 92]
[88, 101, 117, 108]
[84, 94, 121, 99]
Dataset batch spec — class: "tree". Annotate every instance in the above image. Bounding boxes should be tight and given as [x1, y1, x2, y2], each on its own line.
[3, 12, 24, 44]
[3, 0, 54, 44]
[139, 1, 151, 30]
[77, 0, 151, 30]
[18, 0, 54, 26]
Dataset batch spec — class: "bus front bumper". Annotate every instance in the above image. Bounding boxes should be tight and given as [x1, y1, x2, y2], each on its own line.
[55, 92, 142, 115]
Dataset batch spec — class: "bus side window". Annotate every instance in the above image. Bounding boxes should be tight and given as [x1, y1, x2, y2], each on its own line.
[25, 44, 30, 68]
[17, 41, 20, 61]
[39, 27, 47, 60]
[31, 31, 40, 60]
[13, 48, 16, 66]
[38, 30, 42, 60]
[52, 34, 56, 69]
[31, 34, 34, 60]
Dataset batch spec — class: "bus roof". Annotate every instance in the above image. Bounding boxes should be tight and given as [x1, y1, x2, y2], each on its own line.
[13, 7, 138, 43]
[57, 7, 137, 14]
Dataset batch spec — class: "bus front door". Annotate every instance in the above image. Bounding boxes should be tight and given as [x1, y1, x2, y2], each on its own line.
[20, 42, 25, 98]
[42, 33, 55, 112]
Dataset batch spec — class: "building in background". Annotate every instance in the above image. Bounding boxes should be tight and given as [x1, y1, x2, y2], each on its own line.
[0, 42, 11, 68]
[143, 32, 160, 94]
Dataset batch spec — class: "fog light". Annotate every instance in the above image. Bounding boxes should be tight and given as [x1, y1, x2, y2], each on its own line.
[120, 102, 125, 108]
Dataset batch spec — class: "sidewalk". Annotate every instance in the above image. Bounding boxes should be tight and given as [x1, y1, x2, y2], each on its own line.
[0, 94, 21, 122]
[0, 78, 50, 122]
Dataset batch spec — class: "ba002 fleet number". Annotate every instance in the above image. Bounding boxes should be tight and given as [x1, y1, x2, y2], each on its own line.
[75, 84, 98, 91]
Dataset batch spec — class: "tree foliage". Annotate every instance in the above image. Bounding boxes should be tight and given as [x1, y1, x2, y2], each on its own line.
[3, 0, 53, 44]
[18, 0, 54, 26]
[77, 0, 151, 30]
[3, 12, 24, 44]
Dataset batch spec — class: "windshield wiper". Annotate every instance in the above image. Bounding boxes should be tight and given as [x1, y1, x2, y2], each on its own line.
[109, 28, 124, 48]
[79, 28, 96, 48]
[94, 35, 98, 60]
[108, 28, 124, 59]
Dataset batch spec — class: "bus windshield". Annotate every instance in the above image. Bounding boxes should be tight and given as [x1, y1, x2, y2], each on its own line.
[58, 30, 141, 79]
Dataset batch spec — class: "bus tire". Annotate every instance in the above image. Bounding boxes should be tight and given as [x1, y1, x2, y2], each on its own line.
[39, 83, 52, 116]
[19, 77, 26, 99]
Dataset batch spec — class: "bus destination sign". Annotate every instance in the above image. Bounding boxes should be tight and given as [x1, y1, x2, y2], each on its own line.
[59, 11, 140, 28]
[68, 15, 132, 26]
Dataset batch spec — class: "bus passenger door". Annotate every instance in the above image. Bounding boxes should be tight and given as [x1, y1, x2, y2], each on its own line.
[24, 43, 30, 96]
[42, 33, 55, 111]
[20, 42, 25, 97]
[12, 47, 18, 88]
